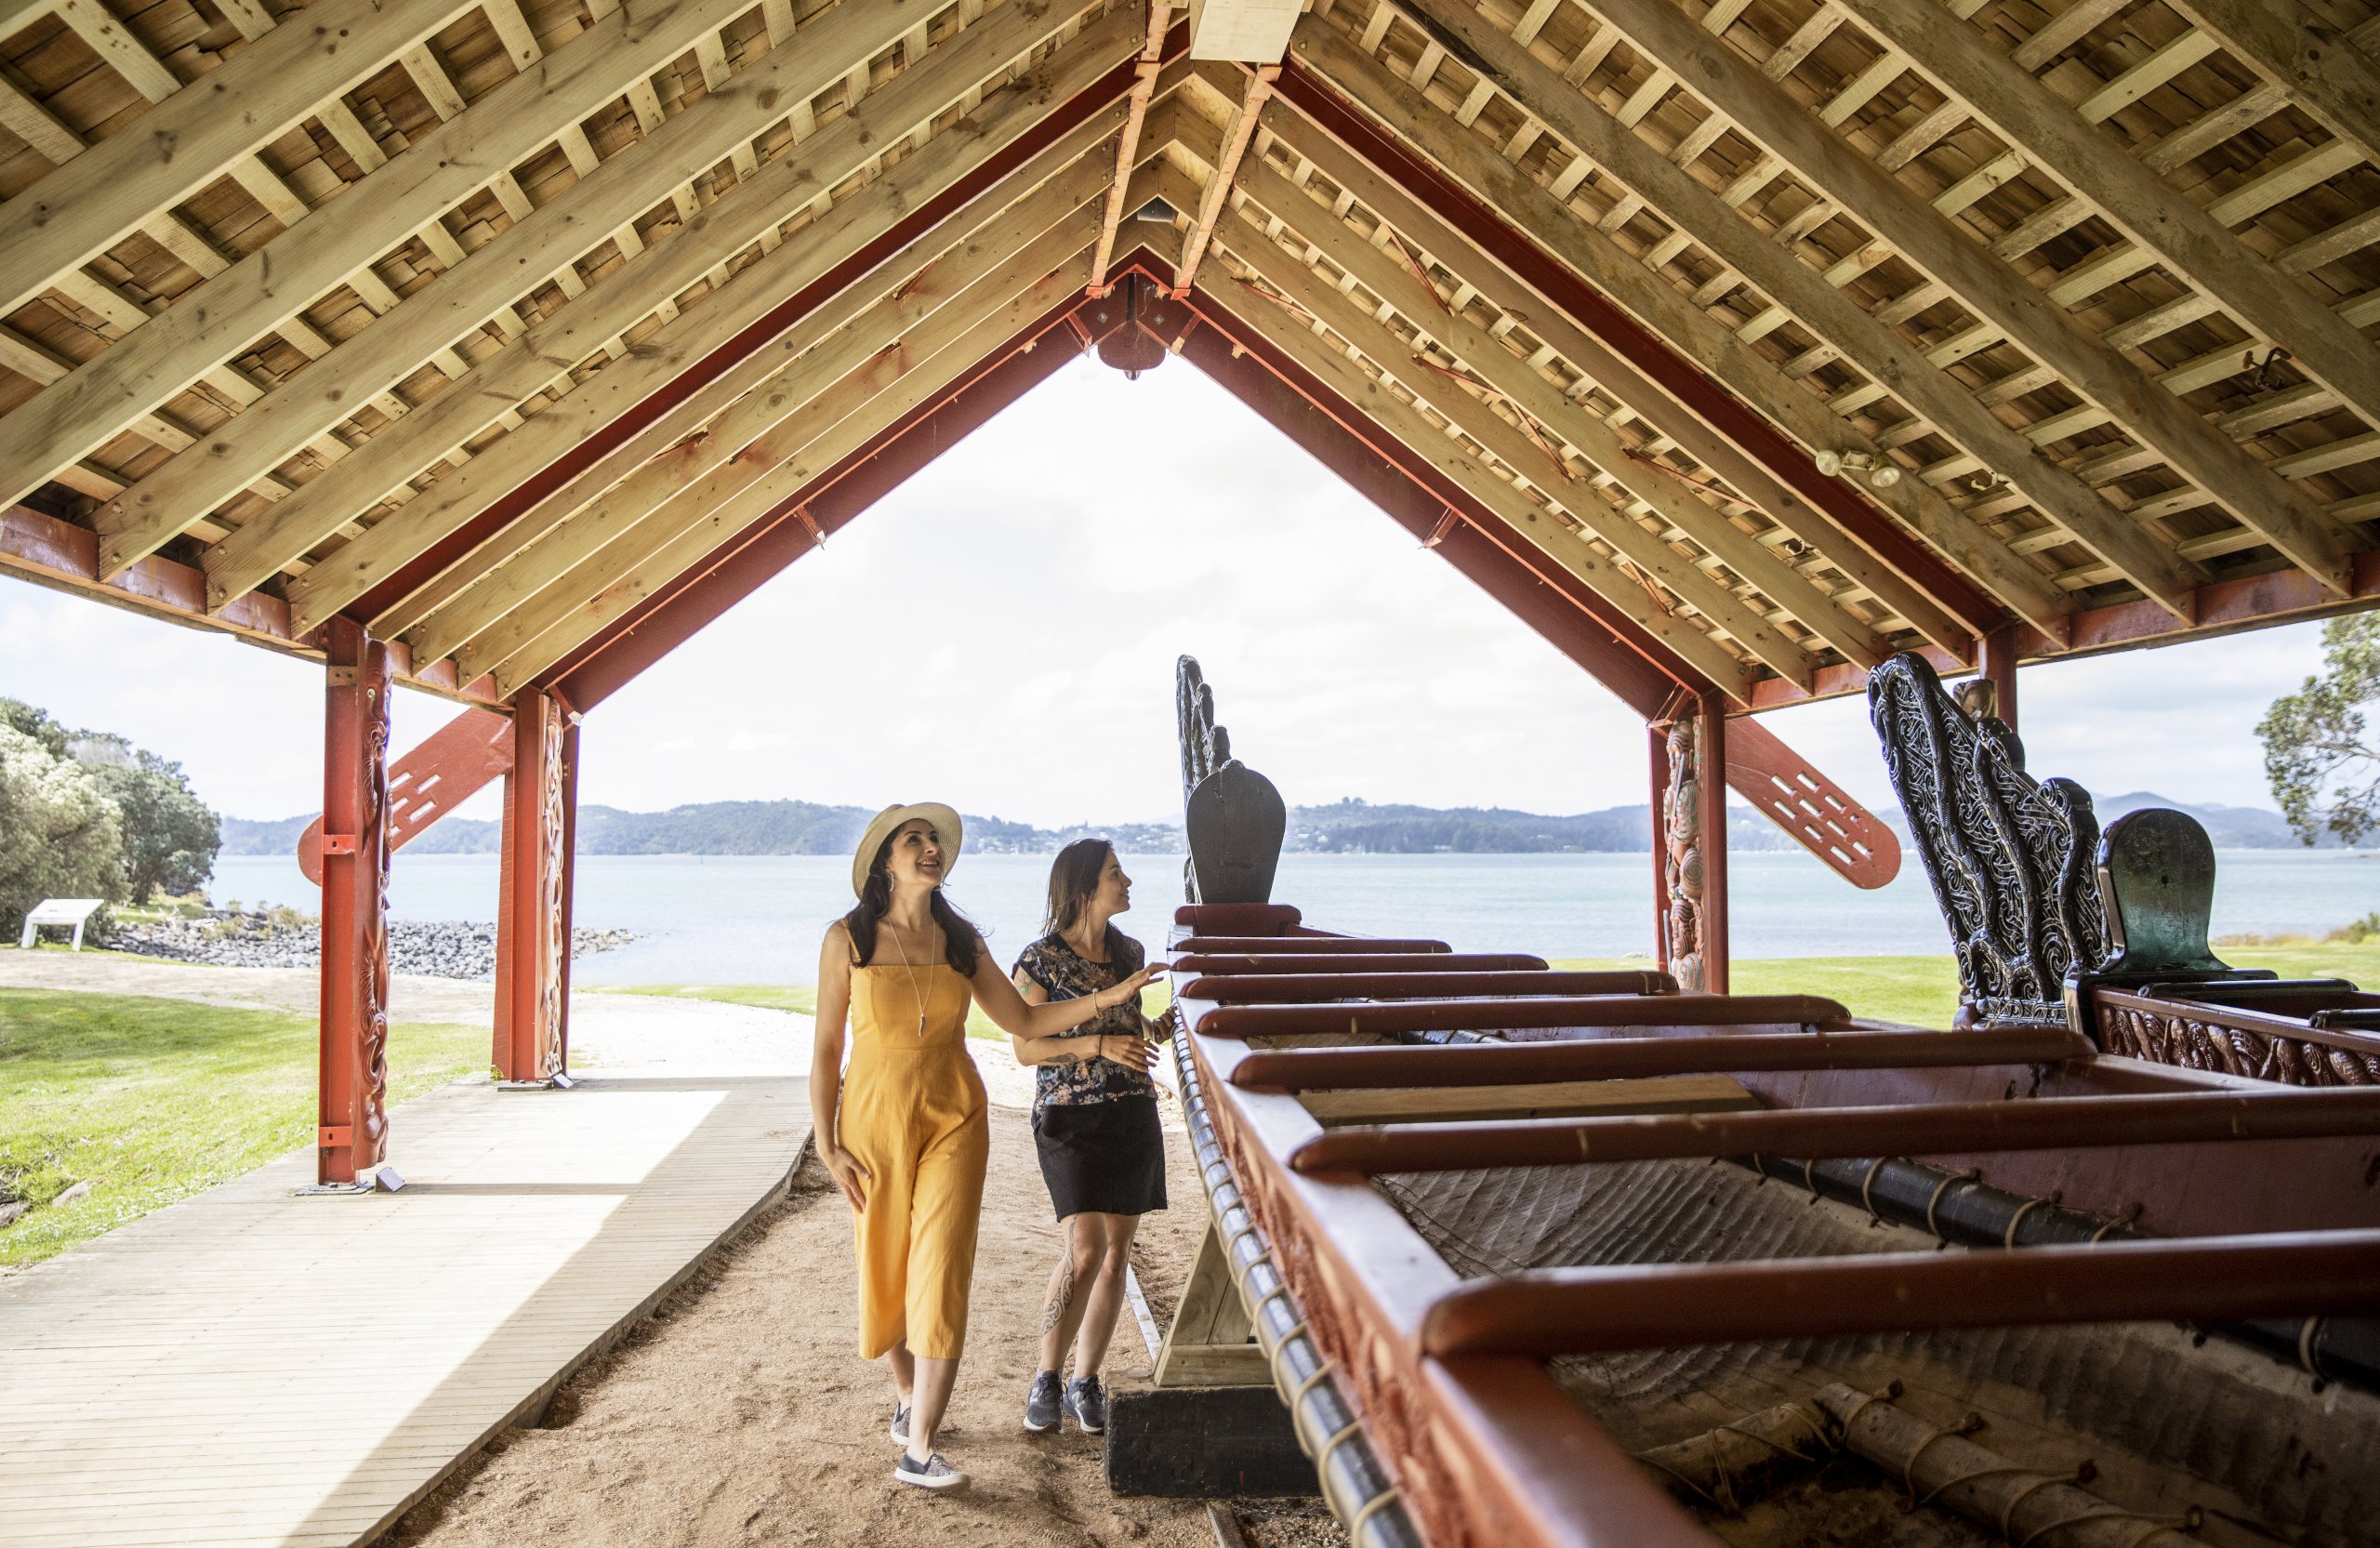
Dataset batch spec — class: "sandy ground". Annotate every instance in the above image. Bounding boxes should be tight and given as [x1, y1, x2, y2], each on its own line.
[391, 1106, 1253, 1547]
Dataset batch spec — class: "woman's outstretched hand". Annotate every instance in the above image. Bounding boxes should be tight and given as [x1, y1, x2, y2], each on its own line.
[823, 1143, 870, 1212]
[1109, 963, 1163, 1002]
[1093, 1034, 1157, 1074]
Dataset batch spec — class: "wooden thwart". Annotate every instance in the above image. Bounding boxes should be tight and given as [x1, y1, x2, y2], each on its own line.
[1298, 1073, 1761, 1126]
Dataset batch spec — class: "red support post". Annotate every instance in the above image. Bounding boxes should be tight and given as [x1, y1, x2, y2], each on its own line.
[317, 618, 393, 1187]
[493, 691, 571, 1084]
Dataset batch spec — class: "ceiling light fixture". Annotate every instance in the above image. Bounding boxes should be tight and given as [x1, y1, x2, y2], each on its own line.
[1815, 449, 1902, 489]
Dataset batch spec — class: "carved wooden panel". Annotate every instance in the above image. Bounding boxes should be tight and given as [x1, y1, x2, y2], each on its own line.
[2098, 1005, 2380, 1087]
[1662, 713, 1709, 996]
[355, 642, 392, 1170]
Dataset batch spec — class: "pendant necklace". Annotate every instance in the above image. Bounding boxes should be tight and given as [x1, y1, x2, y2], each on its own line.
[892, 921, 930, 1039]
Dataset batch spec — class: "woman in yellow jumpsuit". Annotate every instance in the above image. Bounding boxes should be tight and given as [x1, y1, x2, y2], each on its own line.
[811, 803, 1158, 1492]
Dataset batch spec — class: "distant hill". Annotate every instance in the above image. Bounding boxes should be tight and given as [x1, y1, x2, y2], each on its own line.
[218, 790, 2336, 859]
[1870, 791, 2352, 851]
[218, 802, 1182, 858]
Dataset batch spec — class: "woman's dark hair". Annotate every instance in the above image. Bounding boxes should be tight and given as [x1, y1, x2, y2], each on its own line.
[844, 828, 981, 976]
[1043, 839, 1126, 959]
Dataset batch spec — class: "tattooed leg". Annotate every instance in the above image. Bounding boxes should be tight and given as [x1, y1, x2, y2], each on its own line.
[1038, 1216, 1104, 1373]
[1042, 1257, 1076, 1333]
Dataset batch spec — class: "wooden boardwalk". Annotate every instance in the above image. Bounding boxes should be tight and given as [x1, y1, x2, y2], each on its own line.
[0, 1067, 810, 1548]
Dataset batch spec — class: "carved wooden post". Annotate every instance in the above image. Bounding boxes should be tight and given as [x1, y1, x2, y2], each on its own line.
[1647, 722, 1672, 964]
[1659, 695, 1731, 994]
[318, 618, 392, 1186]
[1699, 693, 1730, 995]
[494, 691, 571, 1084]
[1977, 624, 2020, 733]
[555, 716, 580, 1071]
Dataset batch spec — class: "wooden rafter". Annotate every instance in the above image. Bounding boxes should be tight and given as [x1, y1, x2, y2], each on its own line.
[0, 0, 482, 320]
[263, 1, 1144, 632]
[1176, 62, 1277, 292]
[1473, 0, 2357, 593]
[487, 245, 1101, 693]
[1170, 161, 1758, 698]
[1356, 3, 2210, 618]
[1223, 149, 1878, 670]
[99, 0, 1082, 585]
[410, 161, 1125, 668]
[1251, 93, 1977, 652]
[1087, 0, 1174, 295]
[1211, 203, 1819, 684]
[1832, 0, 2380, 445]
[0, 0, 752, 517]
[1285, 21, 2074, 632]
[380, 87, 1177, 645]
[2153, 0, 2380, 172]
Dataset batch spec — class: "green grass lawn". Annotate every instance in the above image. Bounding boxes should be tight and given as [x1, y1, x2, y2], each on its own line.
[1554, 940, 2380, 1027]
[610, 946, 2380, 1038]
[0, 990, 487, 1269]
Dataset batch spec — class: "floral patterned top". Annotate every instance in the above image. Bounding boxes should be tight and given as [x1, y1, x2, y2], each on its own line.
[1013, 931, 1157, 1119]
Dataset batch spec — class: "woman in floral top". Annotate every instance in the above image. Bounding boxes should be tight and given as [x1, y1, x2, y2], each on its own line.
[1008, 839, 1177, 1437]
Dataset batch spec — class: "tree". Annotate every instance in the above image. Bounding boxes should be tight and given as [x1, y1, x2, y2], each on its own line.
[83, 744, 219, 902]
[0, 697, 69, 758]
[0, 722, 126, 937]
[2258, 614, 2380, 847]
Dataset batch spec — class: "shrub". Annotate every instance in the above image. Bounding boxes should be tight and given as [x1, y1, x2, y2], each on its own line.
[2328, 912, 2380, 946]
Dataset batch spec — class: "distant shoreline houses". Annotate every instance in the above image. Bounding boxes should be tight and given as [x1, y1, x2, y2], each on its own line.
[217, 792, 2353, 859]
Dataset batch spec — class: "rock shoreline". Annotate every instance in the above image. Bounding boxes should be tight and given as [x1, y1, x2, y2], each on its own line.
[102, 912, 638, 981]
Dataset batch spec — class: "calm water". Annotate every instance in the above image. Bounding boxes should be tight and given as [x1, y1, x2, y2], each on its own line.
[207, 846, 2379, 986]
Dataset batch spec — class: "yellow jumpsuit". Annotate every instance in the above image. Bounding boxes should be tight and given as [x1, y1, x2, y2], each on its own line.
[840, 959, 989, 1360]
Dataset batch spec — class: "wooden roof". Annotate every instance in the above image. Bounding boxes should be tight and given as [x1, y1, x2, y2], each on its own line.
[3, 0, 2376, 716]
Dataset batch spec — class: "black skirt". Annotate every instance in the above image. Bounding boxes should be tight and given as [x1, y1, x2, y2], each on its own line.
[1034, 1095, 1168, 1220]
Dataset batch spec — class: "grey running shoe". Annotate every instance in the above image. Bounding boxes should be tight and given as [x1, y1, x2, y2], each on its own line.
[893, 1451, 970, 1491]
[1064, 1375, 1107, 1435]
[1023, 1369, 1063, 1433]
[888, 1404, 910, 1447]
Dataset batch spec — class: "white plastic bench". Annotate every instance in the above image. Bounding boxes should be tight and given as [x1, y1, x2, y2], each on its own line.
[20, 898, 106, 951]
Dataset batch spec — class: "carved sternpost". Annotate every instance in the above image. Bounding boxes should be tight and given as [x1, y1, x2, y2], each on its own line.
[318, 617, 393, 1186]
[1175, 656, 1286, 906]
[1869, 653, 2108, 1027]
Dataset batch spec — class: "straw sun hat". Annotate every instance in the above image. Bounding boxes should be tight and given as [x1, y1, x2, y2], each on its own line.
[850, 802, 965, 897]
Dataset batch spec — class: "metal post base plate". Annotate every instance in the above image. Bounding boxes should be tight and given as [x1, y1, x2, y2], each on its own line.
[294, 1164, 405, 1197]
[496, 1070, 575, 1092]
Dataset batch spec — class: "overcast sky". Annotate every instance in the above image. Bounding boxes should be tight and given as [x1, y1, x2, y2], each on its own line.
[0, 352, 2331, 828]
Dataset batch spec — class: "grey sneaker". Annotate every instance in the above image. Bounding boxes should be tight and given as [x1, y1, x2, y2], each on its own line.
[888, 1404, 910, 1447]
[1023, 1369, 1063, 1433]
[1064, 1374, 1107, 1434]
[893, 1450, 970, 1491]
